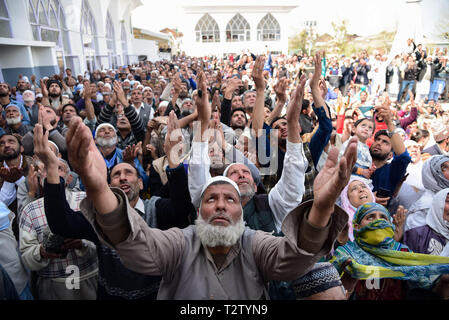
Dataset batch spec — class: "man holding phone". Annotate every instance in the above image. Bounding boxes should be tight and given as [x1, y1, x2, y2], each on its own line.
[369, 103, 411, 207]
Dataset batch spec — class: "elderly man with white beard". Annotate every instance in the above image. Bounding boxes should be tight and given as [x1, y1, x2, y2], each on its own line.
[65, 91, 357, 300]
[93, 122, 147, 189]
[4, 105, 33, 136]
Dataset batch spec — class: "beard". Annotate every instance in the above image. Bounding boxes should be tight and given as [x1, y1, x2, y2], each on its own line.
[6, 117, 21, 126]
[49, 92, 60, 98]
[2, 148, 20, 161]
[96, 136, 117, 148]
[0, 91, 8, 98]
[239, 182, 256, 199]
[179, 92, 188, 99]
[370, 148, 389, 161]
[181, 109, 193, 117]
[195, 211, 245, 247]
[231, 123, 245, 131]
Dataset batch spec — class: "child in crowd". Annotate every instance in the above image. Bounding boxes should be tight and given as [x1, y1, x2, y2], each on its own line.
[340, 117, 376, 182]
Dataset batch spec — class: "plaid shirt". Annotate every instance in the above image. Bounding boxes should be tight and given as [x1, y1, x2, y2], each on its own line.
[19, 191, 98, 279]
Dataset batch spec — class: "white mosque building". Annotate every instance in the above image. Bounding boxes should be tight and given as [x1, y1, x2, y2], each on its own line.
[0, 0, 142, 84]
[180, 0, 298, 57]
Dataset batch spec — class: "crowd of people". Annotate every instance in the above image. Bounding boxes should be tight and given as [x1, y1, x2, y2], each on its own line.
[1, 37, 449, 301]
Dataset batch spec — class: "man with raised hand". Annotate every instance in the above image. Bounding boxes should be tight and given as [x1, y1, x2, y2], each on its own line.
[65, 86, 357, 301]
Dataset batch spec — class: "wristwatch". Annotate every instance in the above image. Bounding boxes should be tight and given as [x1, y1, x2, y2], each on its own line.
[387, 128, 402, 137]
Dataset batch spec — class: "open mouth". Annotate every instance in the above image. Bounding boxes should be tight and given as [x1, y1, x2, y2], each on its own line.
[120, 184, 131, 193]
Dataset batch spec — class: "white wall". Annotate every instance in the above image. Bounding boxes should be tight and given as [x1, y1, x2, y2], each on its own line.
[132, 38, 159, 62]
[181, 11, 289, 57]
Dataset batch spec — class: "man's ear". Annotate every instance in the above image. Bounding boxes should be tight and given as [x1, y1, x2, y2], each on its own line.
[388, 151, 393, 160]
[66, 173, 73, 186]
[20, 145, 24, 154]
[138, 178, 143, 191]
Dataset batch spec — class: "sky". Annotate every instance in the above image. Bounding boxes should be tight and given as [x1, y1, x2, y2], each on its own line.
[132, 0, 403, 37]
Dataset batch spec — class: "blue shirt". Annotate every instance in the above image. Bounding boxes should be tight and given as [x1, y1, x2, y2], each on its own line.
[371, 150, 412, 197]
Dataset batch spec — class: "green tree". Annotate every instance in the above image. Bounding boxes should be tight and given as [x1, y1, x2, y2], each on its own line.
[331, 19, 349, 55]
[289, 29, 308, 54]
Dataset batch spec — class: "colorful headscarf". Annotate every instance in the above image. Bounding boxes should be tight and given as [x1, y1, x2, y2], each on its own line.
[330, 202, 449, 289]
[339, 177, 375, 241]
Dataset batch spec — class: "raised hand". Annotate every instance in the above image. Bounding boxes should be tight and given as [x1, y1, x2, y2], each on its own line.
[286, 75, 306, 143]
[252, 56, 266, 91]
[194, 71, 211, 128]
[33, 119, 59, 169]
[165, 111, 184, 168]
[309, 136, 358, 227]
[113, 81, 129, 107]
[393, 205, 407, 241]
[274, 77, 289, 103]
[66, 117, 108, 197]
[310, 51, 329, 117]
[122, 144, 138, 164]
[40, 79, 49, 97]
[223, 77, 242, 100]
[211, 90, 221, 112]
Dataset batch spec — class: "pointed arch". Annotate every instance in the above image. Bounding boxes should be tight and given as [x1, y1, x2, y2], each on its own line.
[106, 12, 117, 69]
[257, 13, 280, 41]
[27, 0, 71, 69]
[226, 13, 250, 42]
[80, 0, 98, 71]
[0, 0, 12, 38]
[195, 13, 220, 43]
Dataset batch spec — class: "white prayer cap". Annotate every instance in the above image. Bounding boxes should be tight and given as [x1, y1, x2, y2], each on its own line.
[200, 176, 241, 199]
[95, 123, 116, 139]
[404, 140, 419, 148]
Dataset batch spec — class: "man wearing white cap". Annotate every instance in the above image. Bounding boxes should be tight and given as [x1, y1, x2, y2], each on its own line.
[4, 105, 33, 136]
[65, 112, 356, 299]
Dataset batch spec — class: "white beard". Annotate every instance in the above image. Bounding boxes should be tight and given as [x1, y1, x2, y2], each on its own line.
[96, 136, 117, 148]
[195, 212, 245, 248]
[6, 117, 21, 125]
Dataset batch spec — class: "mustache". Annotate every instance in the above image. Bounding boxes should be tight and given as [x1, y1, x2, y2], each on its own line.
[207, 211, 232, 224]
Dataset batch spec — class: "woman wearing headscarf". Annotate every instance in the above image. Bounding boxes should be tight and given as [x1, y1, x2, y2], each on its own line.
[406, 155, 449, 231]
[404, 188, 449, 298]
[338, 177, 405, 244]
[405, 188, 449, 257]
[331, 202, 449, 300]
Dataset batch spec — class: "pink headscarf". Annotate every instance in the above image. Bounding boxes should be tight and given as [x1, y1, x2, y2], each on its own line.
[339, 176, 376, 241]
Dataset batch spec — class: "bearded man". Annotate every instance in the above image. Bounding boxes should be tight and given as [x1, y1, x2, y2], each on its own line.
[65, 101, 357, 300]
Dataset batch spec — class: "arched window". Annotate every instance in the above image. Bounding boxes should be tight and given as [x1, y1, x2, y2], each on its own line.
[0, 0, 12, 38]
[226, 14, 250, 42]
[121, 22, 128, 66]
[257, 13, 280, 41]
[106, 13, 117, 69]
[195, 13, 219, 43]
[28, 0, 71, 69]
[80, 0, 98, 72]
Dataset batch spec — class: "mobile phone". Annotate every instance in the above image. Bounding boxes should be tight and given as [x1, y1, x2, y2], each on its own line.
[376, 188, 390, 198]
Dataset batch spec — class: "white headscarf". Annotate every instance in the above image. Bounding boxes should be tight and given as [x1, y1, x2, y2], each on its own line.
[426, 188, 449, 256]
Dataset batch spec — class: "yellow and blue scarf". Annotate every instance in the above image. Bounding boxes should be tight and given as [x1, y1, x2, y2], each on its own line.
[330, 203, 449, 288]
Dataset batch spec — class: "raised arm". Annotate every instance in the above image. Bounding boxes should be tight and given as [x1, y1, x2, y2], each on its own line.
[189, 71, 212, 208]
[266, 77, 289, 125]
[250, 56, 267, 138]
[34, 119, 98, 242]
[268, 75, 307, 231]
[376, 97, 406, 156]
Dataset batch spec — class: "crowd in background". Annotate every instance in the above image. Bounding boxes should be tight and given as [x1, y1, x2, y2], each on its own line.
[1, 37, 449, 300]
